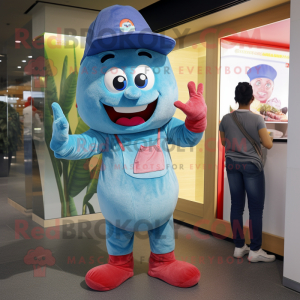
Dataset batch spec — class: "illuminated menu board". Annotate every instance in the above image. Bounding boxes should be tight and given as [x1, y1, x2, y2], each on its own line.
[220, 40, 290, 123]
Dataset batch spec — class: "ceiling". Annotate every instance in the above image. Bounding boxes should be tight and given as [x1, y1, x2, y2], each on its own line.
[164, 0, 290, 39]
[0, 0, 159, 53]
[223, 19, 290, 49]
[0, 0, 291, 90]
[0, 0, 291, 54]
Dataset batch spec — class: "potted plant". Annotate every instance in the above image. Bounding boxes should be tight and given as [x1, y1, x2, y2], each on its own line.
[0, 101, 22, 177]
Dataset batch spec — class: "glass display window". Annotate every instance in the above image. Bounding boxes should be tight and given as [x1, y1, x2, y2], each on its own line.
[168, 43, 206, 205]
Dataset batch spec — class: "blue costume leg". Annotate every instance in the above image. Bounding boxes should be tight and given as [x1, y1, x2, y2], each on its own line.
[148, 216, 175, 254]
[106, 220, 134, 256]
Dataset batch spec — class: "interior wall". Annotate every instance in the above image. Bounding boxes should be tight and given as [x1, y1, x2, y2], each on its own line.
[31, 5, 45, 40]
[283, 0, 300, 292]
[30, 3, 99, 38]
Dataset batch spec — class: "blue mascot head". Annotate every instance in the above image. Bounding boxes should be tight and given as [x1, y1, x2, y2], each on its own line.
[76, 5, 178, 134]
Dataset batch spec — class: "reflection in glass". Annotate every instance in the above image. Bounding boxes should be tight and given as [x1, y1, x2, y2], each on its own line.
[6, 20, 33, 209]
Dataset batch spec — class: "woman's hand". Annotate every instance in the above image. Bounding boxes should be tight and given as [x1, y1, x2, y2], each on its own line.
[259, 128, 273, 149]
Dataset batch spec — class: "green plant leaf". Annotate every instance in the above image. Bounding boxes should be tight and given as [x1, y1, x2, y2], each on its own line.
[60, 56, 68, 98]
[44, 95, 53, 145]
[73, 43, 77, 74]
[57, 159, 63, 177]
[59, 72, 78, 116]
[69, 196, 78, 216]
[46, 143, 67, 217]
[62, 160, 71, 217]
[67, 116, 91, 197]
[44, 50, 58, 112]
[86, 202, 95, 214]
[67, 159, 91, 198]
[82, 157, 102, 214]
[75, 116, 89, 134]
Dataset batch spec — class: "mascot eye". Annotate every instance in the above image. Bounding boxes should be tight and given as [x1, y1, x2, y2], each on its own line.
[133, 65, 154, 90]
[135, 74, 148, 88]
[104, 67, 128, 93]
[113, 76, 127, 91]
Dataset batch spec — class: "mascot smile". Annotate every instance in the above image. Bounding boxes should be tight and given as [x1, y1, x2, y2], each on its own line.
[50, 5, 207, 291]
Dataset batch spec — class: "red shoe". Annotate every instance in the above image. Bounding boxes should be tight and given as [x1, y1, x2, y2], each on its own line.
[85, 253, 134, 291]
[148, 251, 200, 287]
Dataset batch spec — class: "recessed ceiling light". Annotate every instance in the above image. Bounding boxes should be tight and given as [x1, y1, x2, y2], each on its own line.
[17, 66, 21, 68]
[28, 55, 32, 58]
[22, 60, 26, 62]
[0, 60, 2, 62]
[15, 41, 21, 43]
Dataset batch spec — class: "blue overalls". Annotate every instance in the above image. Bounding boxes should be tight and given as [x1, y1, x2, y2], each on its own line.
[54, 117, 203, 255]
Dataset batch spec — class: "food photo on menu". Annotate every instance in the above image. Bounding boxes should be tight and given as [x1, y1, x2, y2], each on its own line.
[245, 64, 288, 122]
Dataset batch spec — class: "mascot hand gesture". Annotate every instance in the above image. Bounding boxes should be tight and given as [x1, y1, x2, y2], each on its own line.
[50, 103, 70, 151]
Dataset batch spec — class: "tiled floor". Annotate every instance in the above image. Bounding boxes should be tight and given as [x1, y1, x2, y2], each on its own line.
[1, 177, 300, 300]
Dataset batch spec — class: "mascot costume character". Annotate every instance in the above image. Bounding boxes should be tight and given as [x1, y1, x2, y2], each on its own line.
[50, 5, 207, 291]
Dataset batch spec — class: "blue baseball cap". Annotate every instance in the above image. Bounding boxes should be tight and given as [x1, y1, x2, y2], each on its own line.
[247, 64, 277, 82]
[81, 5, 176, 64]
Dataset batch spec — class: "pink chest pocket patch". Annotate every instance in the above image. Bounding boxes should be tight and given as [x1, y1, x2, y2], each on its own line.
[133, 129, 164, 174]
[115, 128, 165, 175]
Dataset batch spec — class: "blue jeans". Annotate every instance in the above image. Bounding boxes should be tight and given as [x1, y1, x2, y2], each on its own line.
[226, 158, 265, 251]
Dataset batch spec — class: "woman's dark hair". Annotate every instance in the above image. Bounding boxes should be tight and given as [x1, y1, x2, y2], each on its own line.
[234, 82, 253, 105]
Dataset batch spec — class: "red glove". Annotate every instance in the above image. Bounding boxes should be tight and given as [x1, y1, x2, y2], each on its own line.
[174, 81, 207, 133]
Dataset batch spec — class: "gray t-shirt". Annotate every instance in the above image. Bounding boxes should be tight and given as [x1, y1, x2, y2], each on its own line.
[219, 110, 266, 170]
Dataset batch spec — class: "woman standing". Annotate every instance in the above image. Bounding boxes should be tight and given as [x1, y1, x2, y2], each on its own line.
[219, 82, 275, 263]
